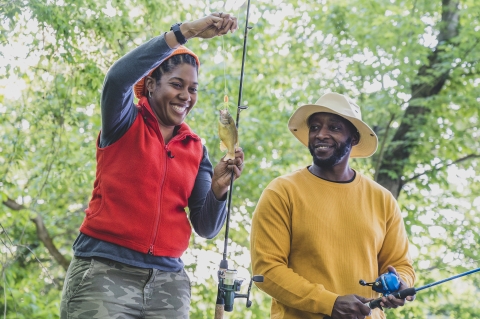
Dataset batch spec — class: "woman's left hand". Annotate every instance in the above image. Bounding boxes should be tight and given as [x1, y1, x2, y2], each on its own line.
[211, 148, 244, 200]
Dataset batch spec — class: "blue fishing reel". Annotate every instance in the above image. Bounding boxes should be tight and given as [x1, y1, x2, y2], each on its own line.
[359, 271, 401, 295]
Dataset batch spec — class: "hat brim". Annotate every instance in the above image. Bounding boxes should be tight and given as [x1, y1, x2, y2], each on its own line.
[288, 104, 378, 158]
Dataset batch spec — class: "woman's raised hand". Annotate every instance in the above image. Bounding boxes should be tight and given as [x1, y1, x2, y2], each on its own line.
[181, 13, 238, 40]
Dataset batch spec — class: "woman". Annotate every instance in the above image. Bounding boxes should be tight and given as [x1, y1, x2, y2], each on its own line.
[60, 13, 243, 319]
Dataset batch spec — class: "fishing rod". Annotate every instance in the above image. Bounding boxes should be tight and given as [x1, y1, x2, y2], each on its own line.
[361, 267, 480, 310]
[214, 1, 263, 318]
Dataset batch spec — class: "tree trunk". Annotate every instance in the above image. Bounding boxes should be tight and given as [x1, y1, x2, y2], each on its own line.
[375, 0, 460, 198]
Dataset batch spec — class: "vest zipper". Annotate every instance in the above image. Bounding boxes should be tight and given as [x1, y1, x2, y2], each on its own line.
[148, 143, 172, 256]
[141, 102, 198, 256]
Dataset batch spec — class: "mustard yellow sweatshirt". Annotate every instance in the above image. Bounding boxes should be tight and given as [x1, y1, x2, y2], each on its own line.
[251, 167, 415, 319]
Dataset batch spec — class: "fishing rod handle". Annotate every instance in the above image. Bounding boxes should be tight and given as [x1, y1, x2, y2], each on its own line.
[214, 304, 224, 319]
[393, 287, 417, 299]
[367, 288, 417, 310]
[366, 298, 383, 310]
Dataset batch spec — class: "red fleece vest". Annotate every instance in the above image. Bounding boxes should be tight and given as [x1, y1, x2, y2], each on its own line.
[80, 98, 204, 257]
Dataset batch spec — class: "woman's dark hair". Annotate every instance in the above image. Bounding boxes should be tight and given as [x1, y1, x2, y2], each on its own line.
[150, 54, 198, 83]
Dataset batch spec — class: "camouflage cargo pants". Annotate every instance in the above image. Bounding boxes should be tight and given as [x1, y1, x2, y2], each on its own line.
[60, 256, 191, 319]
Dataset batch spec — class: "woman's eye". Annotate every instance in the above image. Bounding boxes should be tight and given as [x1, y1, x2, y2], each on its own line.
[172, 83, 182, 88]
[189, 87, 198, 93]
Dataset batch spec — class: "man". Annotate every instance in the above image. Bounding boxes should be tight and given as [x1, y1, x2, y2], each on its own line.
[250, 92, 415, 319]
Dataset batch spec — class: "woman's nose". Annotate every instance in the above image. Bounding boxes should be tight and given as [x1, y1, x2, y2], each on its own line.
[178, 90, 191, 101]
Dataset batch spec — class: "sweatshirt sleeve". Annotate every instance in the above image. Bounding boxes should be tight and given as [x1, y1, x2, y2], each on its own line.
[100, 34, 175, 147]
[377, 197, 416, 288]
[250, 185, 338, 316]
[188, 145, 227, 239]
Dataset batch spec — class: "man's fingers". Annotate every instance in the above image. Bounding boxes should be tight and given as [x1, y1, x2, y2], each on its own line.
[359, 308, 371, 317]
[381, 295, 405, 309]
[387, 265, 399, 275]
[353, 295, 372, 304]
[352, 295, 372, 317]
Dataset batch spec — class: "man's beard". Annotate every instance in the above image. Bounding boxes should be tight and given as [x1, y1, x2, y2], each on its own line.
[308, 138, 353, 169]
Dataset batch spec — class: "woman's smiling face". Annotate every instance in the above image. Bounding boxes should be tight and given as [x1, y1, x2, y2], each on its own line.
[147, 63, 198, 128]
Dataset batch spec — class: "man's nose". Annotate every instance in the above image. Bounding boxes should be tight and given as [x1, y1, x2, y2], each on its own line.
[315, 126, 330, 139]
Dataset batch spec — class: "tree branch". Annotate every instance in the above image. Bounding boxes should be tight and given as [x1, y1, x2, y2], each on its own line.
[2, 198, 70, 270]
[403, 154, 480, 184]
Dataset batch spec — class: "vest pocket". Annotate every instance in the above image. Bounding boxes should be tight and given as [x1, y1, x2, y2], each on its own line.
[85, 182, 104, 219]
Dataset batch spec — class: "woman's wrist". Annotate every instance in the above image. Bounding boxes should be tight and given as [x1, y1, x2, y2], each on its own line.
[211, 183, 227, 201]
[164, 31, 181, 48]
[165, 22, 195, 48]
[179, 22, 195, 40]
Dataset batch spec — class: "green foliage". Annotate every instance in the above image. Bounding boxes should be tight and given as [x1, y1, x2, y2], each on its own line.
[1, 0, 480, 318]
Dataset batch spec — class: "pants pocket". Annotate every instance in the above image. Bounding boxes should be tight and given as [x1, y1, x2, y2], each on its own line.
[60, 257, 94, 319]
[62, 257, 94, 301]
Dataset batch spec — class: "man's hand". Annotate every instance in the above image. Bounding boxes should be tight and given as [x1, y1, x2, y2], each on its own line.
[331, 294, 372, 319]
[180, 13, 238, 40]
[377, 265, 416, 309]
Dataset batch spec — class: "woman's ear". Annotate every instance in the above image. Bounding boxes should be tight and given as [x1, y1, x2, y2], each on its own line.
[145, 76, 156, 94]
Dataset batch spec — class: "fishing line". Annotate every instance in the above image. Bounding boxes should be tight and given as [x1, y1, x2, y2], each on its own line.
[220, 0, 244, 112]
[222, 36, 228, 110]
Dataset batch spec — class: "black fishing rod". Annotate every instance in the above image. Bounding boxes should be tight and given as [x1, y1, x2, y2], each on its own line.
[365, 267, 480, 310]
[214, 1, 263, 318]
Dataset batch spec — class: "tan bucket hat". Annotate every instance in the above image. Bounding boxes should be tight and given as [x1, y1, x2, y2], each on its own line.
[288, 92, 378, 158]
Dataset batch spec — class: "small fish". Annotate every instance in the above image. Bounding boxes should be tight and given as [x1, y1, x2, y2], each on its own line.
[218, 108, 238, 161]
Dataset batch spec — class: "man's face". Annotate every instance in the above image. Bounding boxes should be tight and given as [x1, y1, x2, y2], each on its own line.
[307, 112, 358, 169]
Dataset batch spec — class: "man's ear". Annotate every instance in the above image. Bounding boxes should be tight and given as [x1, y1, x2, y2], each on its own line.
[351, 131, 360, 146]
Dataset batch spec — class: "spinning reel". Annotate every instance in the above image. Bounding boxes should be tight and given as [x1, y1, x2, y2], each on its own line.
[362, 267, 480, 310]
[359, 271, 401, 296]
[216, 265, 264, 312]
